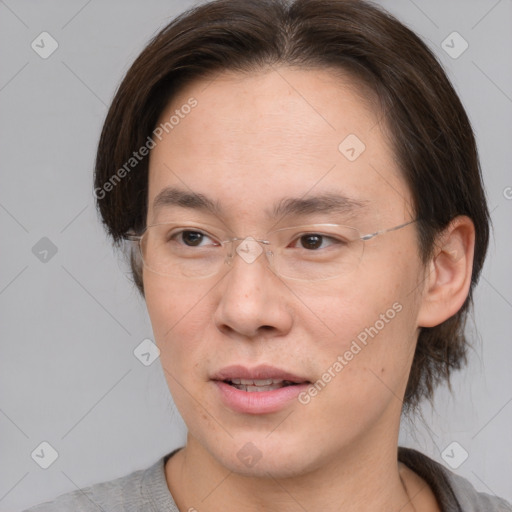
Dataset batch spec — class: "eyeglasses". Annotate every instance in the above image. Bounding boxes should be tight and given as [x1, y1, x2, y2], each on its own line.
[124, 219, 417, 281]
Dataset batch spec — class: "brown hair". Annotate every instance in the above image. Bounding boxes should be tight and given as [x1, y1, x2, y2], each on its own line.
[94, 0, 490, 411]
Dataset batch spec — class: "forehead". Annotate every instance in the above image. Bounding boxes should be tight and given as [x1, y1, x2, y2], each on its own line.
[147, 67, 412, 225]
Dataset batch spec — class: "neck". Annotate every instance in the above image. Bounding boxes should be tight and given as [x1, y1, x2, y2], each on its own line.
[165, 430, 421, 512]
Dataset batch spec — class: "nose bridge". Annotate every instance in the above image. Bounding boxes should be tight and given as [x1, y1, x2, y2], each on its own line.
[224, 236, 275, 288]
[214, 237, 291, 337]
[229, 236, 270, 266]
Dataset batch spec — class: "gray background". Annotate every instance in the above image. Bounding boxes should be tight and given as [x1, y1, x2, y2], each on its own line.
[0, 0, 511, 510]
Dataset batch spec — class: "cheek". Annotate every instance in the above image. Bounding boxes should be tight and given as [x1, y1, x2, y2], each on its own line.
[144, 272, 212, 336]
[295, 300, 417, 446]
[293, 258, 413, 342]
[143, 273, 213, 384]
[143, 274, 222, 437]
[303, 290, 414, 383]
[300, 251, 421, 378]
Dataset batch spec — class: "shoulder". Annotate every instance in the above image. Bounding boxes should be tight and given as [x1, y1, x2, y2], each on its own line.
[443, 468, 512, 512]
[23, 467, 148, 512]
[398, 446, 512, 512]
[23, 451, 180, 512]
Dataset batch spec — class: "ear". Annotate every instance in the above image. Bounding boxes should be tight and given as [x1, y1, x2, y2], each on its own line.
[417, 216, 475, 328]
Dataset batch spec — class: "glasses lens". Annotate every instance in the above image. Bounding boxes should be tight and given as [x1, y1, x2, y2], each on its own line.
[138, 223, 364, 281]
[140, 224, 226, 278]
[269, 224, 364, 281]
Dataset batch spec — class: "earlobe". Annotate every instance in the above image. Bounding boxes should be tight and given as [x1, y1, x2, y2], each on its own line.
[417, 216, 475, 328]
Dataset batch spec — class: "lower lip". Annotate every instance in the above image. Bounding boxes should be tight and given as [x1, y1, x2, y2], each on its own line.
[213, 381, 310, 414]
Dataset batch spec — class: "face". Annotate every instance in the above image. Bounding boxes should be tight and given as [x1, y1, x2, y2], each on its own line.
[144, 67, 427, 478]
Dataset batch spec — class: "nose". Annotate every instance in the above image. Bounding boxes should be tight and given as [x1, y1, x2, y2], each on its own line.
[213, 240, 293, 340]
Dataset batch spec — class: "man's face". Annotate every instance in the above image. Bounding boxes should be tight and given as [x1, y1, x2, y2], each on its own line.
[144, 67, 426, 477]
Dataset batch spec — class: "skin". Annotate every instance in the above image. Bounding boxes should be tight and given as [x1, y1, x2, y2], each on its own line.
[143, 67, 475, 512]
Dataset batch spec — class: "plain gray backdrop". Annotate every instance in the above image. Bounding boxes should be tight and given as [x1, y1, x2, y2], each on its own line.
[1, 0, 511, 510]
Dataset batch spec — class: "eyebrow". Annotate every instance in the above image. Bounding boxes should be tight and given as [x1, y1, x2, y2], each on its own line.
[152, 186, 368, 219]
[153, 187, 222, 215]
[269, 194, 368, 218]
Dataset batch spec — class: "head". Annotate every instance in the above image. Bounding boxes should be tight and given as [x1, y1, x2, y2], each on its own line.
[94, 0, 489, 476]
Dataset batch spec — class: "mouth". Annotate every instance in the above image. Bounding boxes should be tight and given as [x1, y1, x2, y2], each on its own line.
[211, 365, 311, 414]
[212, 364, 310, 389]
[223, 378, 306, 392]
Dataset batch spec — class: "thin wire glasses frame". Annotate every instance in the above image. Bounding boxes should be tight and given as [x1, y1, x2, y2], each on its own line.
[124, 219, 418, 281]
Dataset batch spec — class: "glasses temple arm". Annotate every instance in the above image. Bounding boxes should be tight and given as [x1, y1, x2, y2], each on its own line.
[124, 233, 142, 242]
[360, 219, 418, 241]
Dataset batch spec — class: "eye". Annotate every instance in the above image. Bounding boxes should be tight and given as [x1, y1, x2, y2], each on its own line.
[292, 233, 339, 250]
[172, 229, 218, 247]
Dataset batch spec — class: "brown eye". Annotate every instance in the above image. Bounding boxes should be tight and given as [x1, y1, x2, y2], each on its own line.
[300, 234, 323, 250]
[181, 230, 204, 246]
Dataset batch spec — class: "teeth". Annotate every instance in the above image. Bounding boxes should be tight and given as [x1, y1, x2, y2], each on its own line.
[245, 385, 282, 392]
[233, 384, 286, 392]
[227, 379, 298, 392]
[239, 378, 275, 386]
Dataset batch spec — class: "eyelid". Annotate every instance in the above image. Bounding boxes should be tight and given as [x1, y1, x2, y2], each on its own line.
[170, 226, 221, 244]
[288, 231, 345, 249]
[155, 222, 356, 245]
[154, 222, 225, 235]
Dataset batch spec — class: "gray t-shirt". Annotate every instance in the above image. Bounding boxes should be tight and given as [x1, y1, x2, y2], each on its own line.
[24, 447, 512, 511]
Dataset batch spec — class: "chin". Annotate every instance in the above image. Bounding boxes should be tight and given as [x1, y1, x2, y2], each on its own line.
[205, 434, 322, 479]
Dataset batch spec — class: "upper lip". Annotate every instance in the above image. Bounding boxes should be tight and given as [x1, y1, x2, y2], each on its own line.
[211, 364, 310, 383]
